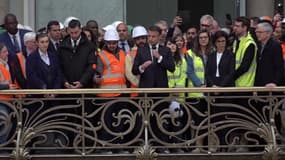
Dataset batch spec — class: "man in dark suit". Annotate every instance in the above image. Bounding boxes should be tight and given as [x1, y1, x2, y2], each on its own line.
[132, 25, 175, 153]
[58, 19, 96, 89]
[132, 25, 175, 90]
[47, 20, 61, 54]
[254, 21, 285, 87]
[0, 13, 30, 58]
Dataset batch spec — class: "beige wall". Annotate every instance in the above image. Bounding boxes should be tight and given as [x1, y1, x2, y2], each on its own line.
[246, 0, 274, 17]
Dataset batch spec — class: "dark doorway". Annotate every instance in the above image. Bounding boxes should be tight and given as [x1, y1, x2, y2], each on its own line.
[178, 0, 214, 31]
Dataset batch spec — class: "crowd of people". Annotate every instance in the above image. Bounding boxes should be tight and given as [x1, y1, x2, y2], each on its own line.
[0, 12, 285, 153]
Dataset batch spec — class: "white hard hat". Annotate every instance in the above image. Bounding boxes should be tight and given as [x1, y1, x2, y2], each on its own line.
[104, 29, 119, 41]
[63, 16, 79, 27]
[132, 26, 148, 38]
[59, 22, 64, 30]
[102, 24, 115, 32]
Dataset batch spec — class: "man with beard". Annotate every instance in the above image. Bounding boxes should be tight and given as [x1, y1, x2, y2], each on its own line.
[125, 26, 148, 97]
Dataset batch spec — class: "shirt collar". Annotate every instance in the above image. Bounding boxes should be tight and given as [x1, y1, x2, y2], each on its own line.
[8, 31, 19, 39]
[39, 49, 48, 57]
[71, 36, 81, 46]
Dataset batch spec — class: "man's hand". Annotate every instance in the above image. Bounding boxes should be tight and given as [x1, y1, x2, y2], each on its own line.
[72, 81, 82, 89]
[152, 50, 161, 59]
[64, 82, 73, 89]
[93, 75, 102, 84]
[142, 60, 152, 70]
[265, 83, 277, 88]
[9, 84, 18, 89]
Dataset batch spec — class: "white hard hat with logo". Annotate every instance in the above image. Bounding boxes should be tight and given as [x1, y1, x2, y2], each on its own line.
[132, 26, 148, 38]
[104, 29, 119, 41]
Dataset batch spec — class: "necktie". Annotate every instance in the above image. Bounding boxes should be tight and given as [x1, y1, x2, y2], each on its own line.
[13, 35, 20, 52]
[55, 42, 59, 50]
[73, 40, 77, 48]
[120, 42, 126, 52]
[73, 40, 77, 53]
[151, 45, 157, 61]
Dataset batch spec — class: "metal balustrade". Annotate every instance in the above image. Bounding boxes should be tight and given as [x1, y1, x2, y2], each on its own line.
[0, 88, 284, 160]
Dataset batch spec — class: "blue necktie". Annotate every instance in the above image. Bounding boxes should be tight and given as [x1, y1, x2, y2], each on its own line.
[120, 42, 126, 52]
[12, 35, 20, 52]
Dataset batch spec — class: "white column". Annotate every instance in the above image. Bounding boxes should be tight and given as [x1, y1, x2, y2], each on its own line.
[23, 0, 35, 30]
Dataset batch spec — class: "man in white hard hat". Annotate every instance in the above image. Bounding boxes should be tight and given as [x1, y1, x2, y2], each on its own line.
[94, 29, 128, 154]
[125, 26, 148, 97]
[94, 29, 126, 96]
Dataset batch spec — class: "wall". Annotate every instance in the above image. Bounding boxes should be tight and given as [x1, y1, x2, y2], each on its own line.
[35, 0, 125, 30]
[126, 0, 177, 27]
[214, 0, 236, 28]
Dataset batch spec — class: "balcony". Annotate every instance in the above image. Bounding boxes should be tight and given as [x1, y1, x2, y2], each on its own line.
[0, 87, 284, 160]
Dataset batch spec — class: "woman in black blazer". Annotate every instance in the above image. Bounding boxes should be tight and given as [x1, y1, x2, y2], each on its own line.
[206, 30, 235, 88]
[205, 30, 235, 149]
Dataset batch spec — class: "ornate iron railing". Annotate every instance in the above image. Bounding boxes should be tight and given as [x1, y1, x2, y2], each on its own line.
[0, 87, 284, 160]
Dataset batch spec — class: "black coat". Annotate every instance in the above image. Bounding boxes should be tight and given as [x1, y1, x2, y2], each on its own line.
[132, 45, 175, 88]
[58, 33, 96, 88]
[206, 50, 235, 87]
[26, 50, 62, 89]
[254, 38, 285, 86]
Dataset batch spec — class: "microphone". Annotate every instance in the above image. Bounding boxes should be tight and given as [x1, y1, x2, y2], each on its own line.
[152, 45, 157, 50]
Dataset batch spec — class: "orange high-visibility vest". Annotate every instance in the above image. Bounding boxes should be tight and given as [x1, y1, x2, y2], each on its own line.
[15, 53, 26, 89]
[126, 48, 138, 97]
[97, 50, 126, 97]
[0, 63, 13, 99]
[281, 42, 285, 59]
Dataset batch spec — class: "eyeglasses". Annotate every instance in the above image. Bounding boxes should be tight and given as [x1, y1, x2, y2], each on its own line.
[255, 30, 268, 34]
[201, 24, 210, 27]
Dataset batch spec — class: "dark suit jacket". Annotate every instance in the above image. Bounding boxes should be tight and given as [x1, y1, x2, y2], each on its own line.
[206, 50, 235, 87]
[132, 45, 175, 88]
[48, 41, 57, 54]
[0, 29, 30, 56]
[254, 38, 285, 86]
[26, 50, 62, 89]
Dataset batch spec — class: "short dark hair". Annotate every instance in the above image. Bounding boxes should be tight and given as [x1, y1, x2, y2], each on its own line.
[47, 20, 60, 31]
[236, 16, 250, 31]
[4, 13, 17, 24]
[213, 30, 228, 46]
[68, 19, 81, 29]
[148, 25, 162, 35]
[36, 32, 49, 41]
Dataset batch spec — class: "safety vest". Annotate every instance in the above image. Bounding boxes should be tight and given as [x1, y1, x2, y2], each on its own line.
[233, 32, 257, 87]
[186, 50, 204, 98]
[0, 63, 13, 99]
[97, 50, 126, 97]
[167, 57, 187, 101]
[126, 47, 139, 97]
[15, 52, 26, 89]
[281, 42, 285, 59]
